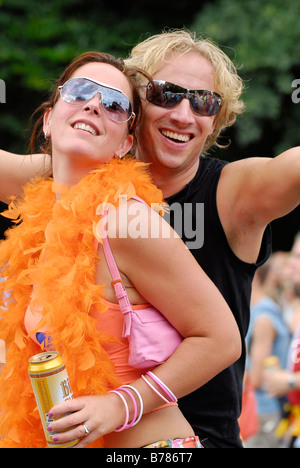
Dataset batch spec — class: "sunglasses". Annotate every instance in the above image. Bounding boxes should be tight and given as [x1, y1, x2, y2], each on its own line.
[58, 77, 135, 125]
[146, 80, 222, 117]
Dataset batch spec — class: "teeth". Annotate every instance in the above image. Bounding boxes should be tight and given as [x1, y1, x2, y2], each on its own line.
[74, 122, 97, 136]
[161, 130, 191, 143]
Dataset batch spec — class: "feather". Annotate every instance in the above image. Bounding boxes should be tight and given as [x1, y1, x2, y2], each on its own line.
[0, 158, 164, 447]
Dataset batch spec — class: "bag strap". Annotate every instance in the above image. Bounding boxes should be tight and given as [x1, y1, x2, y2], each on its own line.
[101, 196, 148, 337]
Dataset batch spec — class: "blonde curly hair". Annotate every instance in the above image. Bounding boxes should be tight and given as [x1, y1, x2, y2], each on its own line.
[125, 29, 245, 151]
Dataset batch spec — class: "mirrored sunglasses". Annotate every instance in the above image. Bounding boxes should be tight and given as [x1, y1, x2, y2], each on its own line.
[146, 80, 222, 117]
[58, 77, 135, 124]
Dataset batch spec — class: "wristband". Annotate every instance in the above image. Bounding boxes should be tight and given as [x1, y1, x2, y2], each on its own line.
[108, 390, 129, 432]
[116, 387, 137, 430]
[288, 374, 296, 390]
[146, 371, 177, 403]
[120, 385, 144, 427]
[141, 374, 171, 404]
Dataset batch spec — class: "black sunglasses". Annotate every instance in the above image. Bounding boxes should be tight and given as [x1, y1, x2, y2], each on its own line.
[146, 80, 222, 117]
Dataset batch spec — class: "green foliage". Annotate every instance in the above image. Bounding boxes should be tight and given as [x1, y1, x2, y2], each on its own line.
[0, 0, 298, 248]
[192, 0, 300, 155]
[0, 0, 152, 87]
[0, 0, 156, 152]
[0, 0, 299, 158]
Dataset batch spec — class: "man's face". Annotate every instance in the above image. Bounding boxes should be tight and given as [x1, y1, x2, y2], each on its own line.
[135, 52, 218, 176]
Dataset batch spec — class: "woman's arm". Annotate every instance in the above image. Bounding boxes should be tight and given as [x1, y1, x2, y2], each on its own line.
[0, 150, 51, 202]
[111, 203, 242, 392]
[46, 201, 242, 446]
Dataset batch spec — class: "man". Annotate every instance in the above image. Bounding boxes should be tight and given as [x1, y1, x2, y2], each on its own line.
[0, 30, 299, 447]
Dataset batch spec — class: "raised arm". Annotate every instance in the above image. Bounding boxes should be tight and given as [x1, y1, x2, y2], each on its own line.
[217, 147, 300, 263]
[0, 150, 51, 202]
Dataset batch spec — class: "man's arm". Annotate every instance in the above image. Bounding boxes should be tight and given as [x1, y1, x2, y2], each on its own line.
[217, 146, 300, 263]
[0, 150, 51, 203]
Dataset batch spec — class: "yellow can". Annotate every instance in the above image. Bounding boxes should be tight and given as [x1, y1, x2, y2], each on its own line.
[263, 355, 280, 371]
[28, 351, 80, 448]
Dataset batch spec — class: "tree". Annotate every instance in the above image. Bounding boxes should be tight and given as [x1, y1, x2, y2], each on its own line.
[192, 0, 300, 156]
[0, 0, 298, 249]
[192, 0, 300, 250]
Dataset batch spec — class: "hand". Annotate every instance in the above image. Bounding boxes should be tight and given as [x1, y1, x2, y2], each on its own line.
[47, 393, 125, 448]
[263, 370, 290, 398]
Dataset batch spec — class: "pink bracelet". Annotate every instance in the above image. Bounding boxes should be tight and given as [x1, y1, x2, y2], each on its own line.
[141, 374, 171, 404]
[108, 390, 129, 432]
[121, 385, 143, 427]
[116, 387, 138, 430]
[146, 371, 177, 403]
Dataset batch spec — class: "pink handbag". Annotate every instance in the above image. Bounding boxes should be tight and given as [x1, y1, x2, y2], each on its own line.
[101, 199, 182, 369]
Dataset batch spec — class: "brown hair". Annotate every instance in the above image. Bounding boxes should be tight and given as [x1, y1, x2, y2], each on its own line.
[29, 52, 149, 155]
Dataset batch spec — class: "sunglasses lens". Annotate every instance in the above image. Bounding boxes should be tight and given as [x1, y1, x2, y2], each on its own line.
[147, 81, 221, 116]
[60, 78, 132, 123]
[147, 81, 182, 108]
[102, 88, 132, 123]
[60, 78, 97, 104]
[190, 92, 222, 117]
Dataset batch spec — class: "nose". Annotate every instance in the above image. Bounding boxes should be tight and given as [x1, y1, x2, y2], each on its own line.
[169, 98, 195, 126]
[83, 93, 102, 116]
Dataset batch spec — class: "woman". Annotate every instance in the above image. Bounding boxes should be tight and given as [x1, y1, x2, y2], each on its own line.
[0, 52, 241, 448]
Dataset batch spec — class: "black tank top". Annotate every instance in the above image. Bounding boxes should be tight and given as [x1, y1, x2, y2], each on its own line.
[166, 156, 272, 448]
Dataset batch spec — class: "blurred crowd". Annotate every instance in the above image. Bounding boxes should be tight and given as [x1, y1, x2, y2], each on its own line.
[243, 232, 300, 448]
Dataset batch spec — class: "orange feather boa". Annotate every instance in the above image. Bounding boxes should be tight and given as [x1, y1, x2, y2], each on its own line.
[0, 157, 164, 448]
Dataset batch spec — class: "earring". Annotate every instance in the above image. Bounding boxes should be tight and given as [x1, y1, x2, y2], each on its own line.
[115, 153, 123, 160]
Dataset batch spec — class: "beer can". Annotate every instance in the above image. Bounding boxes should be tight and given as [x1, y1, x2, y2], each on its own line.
[28, 351, 80, 448]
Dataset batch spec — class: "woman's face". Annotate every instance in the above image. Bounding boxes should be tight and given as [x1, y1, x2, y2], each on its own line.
[43, 62, 134, 169]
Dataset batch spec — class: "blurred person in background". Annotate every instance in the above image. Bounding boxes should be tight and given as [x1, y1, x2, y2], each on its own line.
[264, 233, 300, 447]
[280, 233, 300, 335]
[263, 252, 289, 305]
[246, 258, 291, 447]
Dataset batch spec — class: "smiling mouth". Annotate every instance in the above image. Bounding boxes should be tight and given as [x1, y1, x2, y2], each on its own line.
[73, 122, 99, 136]
[160, 129, 193, 143]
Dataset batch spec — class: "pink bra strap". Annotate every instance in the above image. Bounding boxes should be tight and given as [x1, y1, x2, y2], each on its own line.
[101, 197, 148, 337]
